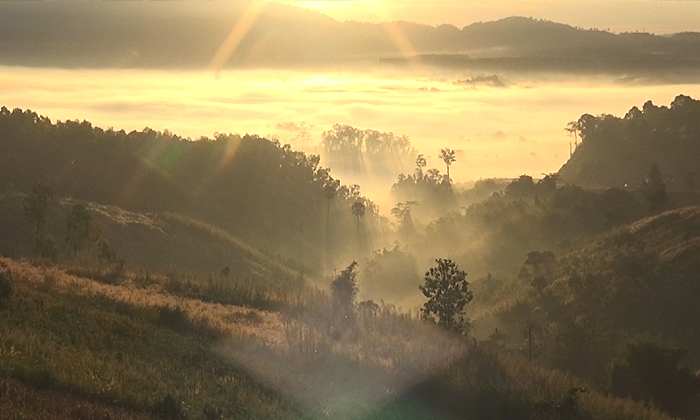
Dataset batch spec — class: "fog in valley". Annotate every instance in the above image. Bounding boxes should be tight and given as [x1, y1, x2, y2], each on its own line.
[2, 2, 700, 420]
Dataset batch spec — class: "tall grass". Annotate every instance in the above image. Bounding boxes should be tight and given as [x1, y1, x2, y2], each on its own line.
[0, 256, 682, 420]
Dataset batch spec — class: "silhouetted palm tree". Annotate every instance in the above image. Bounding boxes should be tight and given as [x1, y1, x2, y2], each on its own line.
[351, 201, 366, 248]
[439, 148, 456, 182]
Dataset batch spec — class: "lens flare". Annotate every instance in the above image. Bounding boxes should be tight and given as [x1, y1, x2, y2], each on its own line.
[209, 1, 266, 72]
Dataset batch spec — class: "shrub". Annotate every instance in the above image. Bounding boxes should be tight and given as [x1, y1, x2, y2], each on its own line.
[156, 305, 190, 333]
[157, 394, 187, 419]
[609, 338, 700, 416]
[202, 404, 223, 420]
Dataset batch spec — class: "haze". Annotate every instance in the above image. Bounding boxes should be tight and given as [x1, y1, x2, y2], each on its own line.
[294, 0, 700, 34]
[1, 0, 700, 199]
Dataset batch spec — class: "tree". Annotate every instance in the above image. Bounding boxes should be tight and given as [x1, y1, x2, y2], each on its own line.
[323, 181, 338, 244]
[565, 120, 579, 148]
[390, 200, 418, 237]
[331, 261, 359, 315]
[519, 250, 557, 292]
[23, 182, 54, 255]
[419, 258, 473, 333]
[439, 148, 457, 182]
[642, 163, 668, 212]
[351, 201, 366, 237]
[415, 154, 427, 178]
[66, 203, 100, 256]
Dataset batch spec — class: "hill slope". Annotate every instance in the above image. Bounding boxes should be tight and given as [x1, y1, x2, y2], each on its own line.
[473, 205, 700, 386]
[0, 3, 699, 76]
[0, 256, 675, 420]
[557, 94, 700, 189]
[0, 192, 306, 289]
[0, 107, 380, 270]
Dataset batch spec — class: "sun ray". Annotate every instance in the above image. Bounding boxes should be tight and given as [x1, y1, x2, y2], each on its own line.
[208, 1, 267, 72]
[365, 5, 425, 72]
[380, 21, 424, 70]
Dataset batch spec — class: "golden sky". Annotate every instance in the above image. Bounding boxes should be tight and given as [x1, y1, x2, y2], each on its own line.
[280, 0, 700, 34]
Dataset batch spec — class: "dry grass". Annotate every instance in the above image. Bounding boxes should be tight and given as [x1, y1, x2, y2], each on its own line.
[0, 255, 685, 420]
[0, 378, 157, 420]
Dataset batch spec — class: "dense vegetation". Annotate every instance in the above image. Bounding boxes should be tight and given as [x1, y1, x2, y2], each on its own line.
[0, 107, 382, 271]
[559, 95, 700, 189]
[3, 95, 700, 419]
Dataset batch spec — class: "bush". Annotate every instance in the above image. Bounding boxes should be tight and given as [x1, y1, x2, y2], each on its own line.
[156, 305, 190, 333]
[609, 338, 700, 416]
[37, 236, 58, 259]
[157, 394, 187, 419]
[202, 404, 223, 420]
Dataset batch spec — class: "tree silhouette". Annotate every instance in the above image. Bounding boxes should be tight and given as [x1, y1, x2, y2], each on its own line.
[66, 203, 100, 256]
[331, 261, 359, 315]
[351, 201, 366, 254]
[23, 182, 54, 254]
[643, 163, 668, 212]
[323, 181, 338, 234]
[351, 200, 366, 237]
[415, 154, 427, 178]
[390, 201, 418, 237]
[419, 258, 473, 333]
[439, 148, 456, 182]
[565, 120, 579, 148]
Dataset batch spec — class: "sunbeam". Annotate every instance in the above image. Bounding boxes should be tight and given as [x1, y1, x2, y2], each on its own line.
[209, 1, 266, 72]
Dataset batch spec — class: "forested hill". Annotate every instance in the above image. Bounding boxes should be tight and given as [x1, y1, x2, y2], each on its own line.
[1, 2, 700, 76]
[557, 94, 700, 189]
[0, 107, 379, 269]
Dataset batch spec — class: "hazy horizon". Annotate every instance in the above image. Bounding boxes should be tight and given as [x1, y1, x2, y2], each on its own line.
[288, 0, 700, 35]
[2, 0, 700, 204]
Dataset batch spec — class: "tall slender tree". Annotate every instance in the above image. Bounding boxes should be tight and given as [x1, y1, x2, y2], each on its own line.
[323, 181, 338, 234]
[323, 180, 338, 265]
[351, 201, 366, 251]
[439, 148, 457, 182]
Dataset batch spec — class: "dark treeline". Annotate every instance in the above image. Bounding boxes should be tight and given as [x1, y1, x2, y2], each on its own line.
[559, 94, 700, 189]
[0, 107, 381, 271]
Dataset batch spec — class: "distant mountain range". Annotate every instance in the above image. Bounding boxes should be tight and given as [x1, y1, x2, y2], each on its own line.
[1, 2, 699, 78]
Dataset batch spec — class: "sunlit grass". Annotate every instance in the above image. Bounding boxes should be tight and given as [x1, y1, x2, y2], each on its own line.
[0, 255, 680, 420]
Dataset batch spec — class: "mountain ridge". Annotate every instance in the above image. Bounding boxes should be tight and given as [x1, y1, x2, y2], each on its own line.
[1, 4, 698, 74]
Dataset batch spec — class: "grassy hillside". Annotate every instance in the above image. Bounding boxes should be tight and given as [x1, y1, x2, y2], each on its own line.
[0, 191, 305, 288]
[0, 253, 678, 420]
[471, 205, 700, 393]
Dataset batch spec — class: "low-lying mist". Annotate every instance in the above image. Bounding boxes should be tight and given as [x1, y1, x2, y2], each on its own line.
[4, 65, 698, 193]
